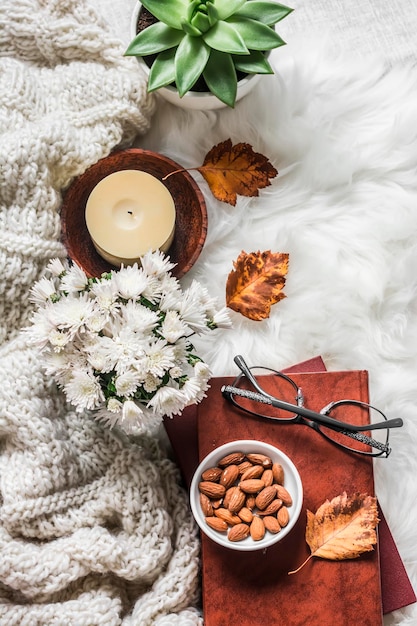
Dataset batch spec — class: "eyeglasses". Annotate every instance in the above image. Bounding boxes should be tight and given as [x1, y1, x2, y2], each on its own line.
[221, 355, 403, 458]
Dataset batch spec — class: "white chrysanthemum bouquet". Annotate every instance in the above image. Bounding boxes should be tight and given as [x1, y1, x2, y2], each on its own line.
[25, 250, 231, 434]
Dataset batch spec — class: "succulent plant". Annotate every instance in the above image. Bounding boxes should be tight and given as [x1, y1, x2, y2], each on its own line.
[125, 0, 293, 107]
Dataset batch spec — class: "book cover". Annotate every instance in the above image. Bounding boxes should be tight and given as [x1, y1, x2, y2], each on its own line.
[197, 370, 381, 626]
[163, 361, 416, 617]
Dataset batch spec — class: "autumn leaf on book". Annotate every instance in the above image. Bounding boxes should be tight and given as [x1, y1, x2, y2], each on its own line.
[163, 139, 278, 206]
[226, 250, 289, 321]
[289, 492, 379, 575]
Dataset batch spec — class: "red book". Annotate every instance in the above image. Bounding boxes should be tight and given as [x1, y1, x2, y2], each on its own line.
[163, 359, 416, 618]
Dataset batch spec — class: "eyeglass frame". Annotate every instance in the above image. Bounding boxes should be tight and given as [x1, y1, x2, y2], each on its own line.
[221, 355, 403, 458]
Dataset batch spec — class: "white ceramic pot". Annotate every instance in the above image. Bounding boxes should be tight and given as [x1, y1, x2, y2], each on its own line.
[130, 1, 263, 111]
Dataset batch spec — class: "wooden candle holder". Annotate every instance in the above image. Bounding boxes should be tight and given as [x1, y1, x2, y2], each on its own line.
[61, 148, 207, 279]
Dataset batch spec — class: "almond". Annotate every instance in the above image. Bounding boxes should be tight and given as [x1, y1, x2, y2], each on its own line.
[239, 479, 265, 494]
[238, 507, 254, 524]
[258, 498, 283, 516]
[200, 493, 213, 517]
[246, 453, 273, 468]
[261, 468, 274, 487]
[250, 515, 266, 541]
[246, 495, 256, 510]
[237, 460, 253, 474]
[211, 498, 223, 509]
[272, 462, 285, 485]
[223, 486, 236, 509]
[240, 464, 264, 481]
[199, 481, 226, 499]
[263, 515, 281, 534]
[201, 466, 222, 482]
[277, 506, 290, 527]
[214, 507, 242, 525]
[227, 487, 246, 513]
[255, 485, 277, 510]
[228, 523, 250, 542]
[220, 464, 240, 489]
[218, 451, 245, 467]
[205, 516, 228, 532]
[275, 484, 293, 507]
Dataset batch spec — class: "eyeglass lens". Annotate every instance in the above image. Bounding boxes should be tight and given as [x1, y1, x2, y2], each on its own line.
[232, 367, 302, 420]
[319, 402, 389, 456]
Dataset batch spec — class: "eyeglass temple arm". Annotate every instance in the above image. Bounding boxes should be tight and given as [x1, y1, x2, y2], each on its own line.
[222, 383, 403, 433]
[233, 354, 271, 396]
[233, 354, 304, 403]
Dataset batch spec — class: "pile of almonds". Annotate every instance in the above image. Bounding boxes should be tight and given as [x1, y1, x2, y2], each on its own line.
[198, 450, 293, 542]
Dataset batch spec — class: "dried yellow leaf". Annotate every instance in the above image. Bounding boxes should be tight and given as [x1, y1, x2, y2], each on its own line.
[289, 492, 379, 575]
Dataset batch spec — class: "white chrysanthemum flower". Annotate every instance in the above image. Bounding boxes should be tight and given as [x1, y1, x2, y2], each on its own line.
[24, 307, 56, 349]
[115, 370, 140, 397]
[169, 365, 183, 379]
[107, 397, 123, 413]
[181, 360, 211, 404]
[141, 249, 176, 277]
[119, 400, 147, 434]
[144, 339, 176, 378]
[113, 263, 149, 300]
[158, 276, 183, 311]
[194, 360, 211, 379]
[182, 374, 210, 405]
[95, 399, 150, 435]
[49, 329, 71, 351]
[89, 280, 119, 315]
[142, 372, 160, 393]
[93, 326, 146, 374]
[211, 307, 233, 329]
[141, 274, 163, 304]
[60, 264, 89, 293]
[43, 345, 86, 381]
[85, 336, 117, 374]
[64, 370, 104, 411]
[178, 282, 208, 332]
[193, 282, 218, 314]
[86, 346, 110, 372]
[147, 385, 187, 417]
[29, 277, 58, 304]
[85, 306, 109, 334]
[160, 310, 189, 343]
[46, 257, 67, 277]
[171, 337, 189, 362]
[121, 300, 160, 334]
[49, 294, 94, 337]
[42, 348, 70, 376]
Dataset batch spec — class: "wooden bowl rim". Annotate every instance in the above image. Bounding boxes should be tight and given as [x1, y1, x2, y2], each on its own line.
[61, 148, 207, 279]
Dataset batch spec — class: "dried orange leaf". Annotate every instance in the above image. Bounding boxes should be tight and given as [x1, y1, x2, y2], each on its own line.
[197, 139, 278, 205]
[289, 492, 379, 575]
[226, 250, 289, 321]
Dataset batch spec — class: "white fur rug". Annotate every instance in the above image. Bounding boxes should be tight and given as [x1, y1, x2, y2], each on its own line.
[136, 39, 417, 624]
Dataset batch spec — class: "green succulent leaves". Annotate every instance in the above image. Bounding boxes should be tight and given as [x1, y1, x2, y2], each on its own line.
[175, 36, 210, 96]
[125, 0, 293, 107]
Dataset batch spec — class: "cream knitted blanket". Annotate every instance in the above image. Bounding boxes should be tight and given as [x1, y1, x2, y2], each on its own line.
[0, 1, 202, 624]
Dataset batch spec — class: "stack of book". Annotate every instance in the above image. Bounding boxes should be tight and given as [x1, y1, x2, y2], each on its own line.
[164, 358, 415, 624]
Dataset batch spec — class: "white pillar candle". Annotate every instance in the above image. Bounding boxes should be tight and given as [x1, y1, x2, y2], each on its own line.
[85, 169, 176, 267]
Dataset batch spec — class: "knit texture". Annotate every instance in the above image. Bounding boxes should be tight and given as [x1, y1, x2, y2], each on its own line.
[0, 0, 155, 344]
[0, 1, 202, 623]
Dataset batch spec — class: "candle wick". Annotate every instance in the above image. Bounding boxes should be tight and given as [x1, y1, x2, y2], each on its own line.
[127, 211, 133, 215]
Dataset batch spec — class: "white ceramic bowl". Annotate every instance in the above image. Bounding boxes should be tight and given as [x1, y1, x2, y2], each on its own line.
[190, 439, 303, 551]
